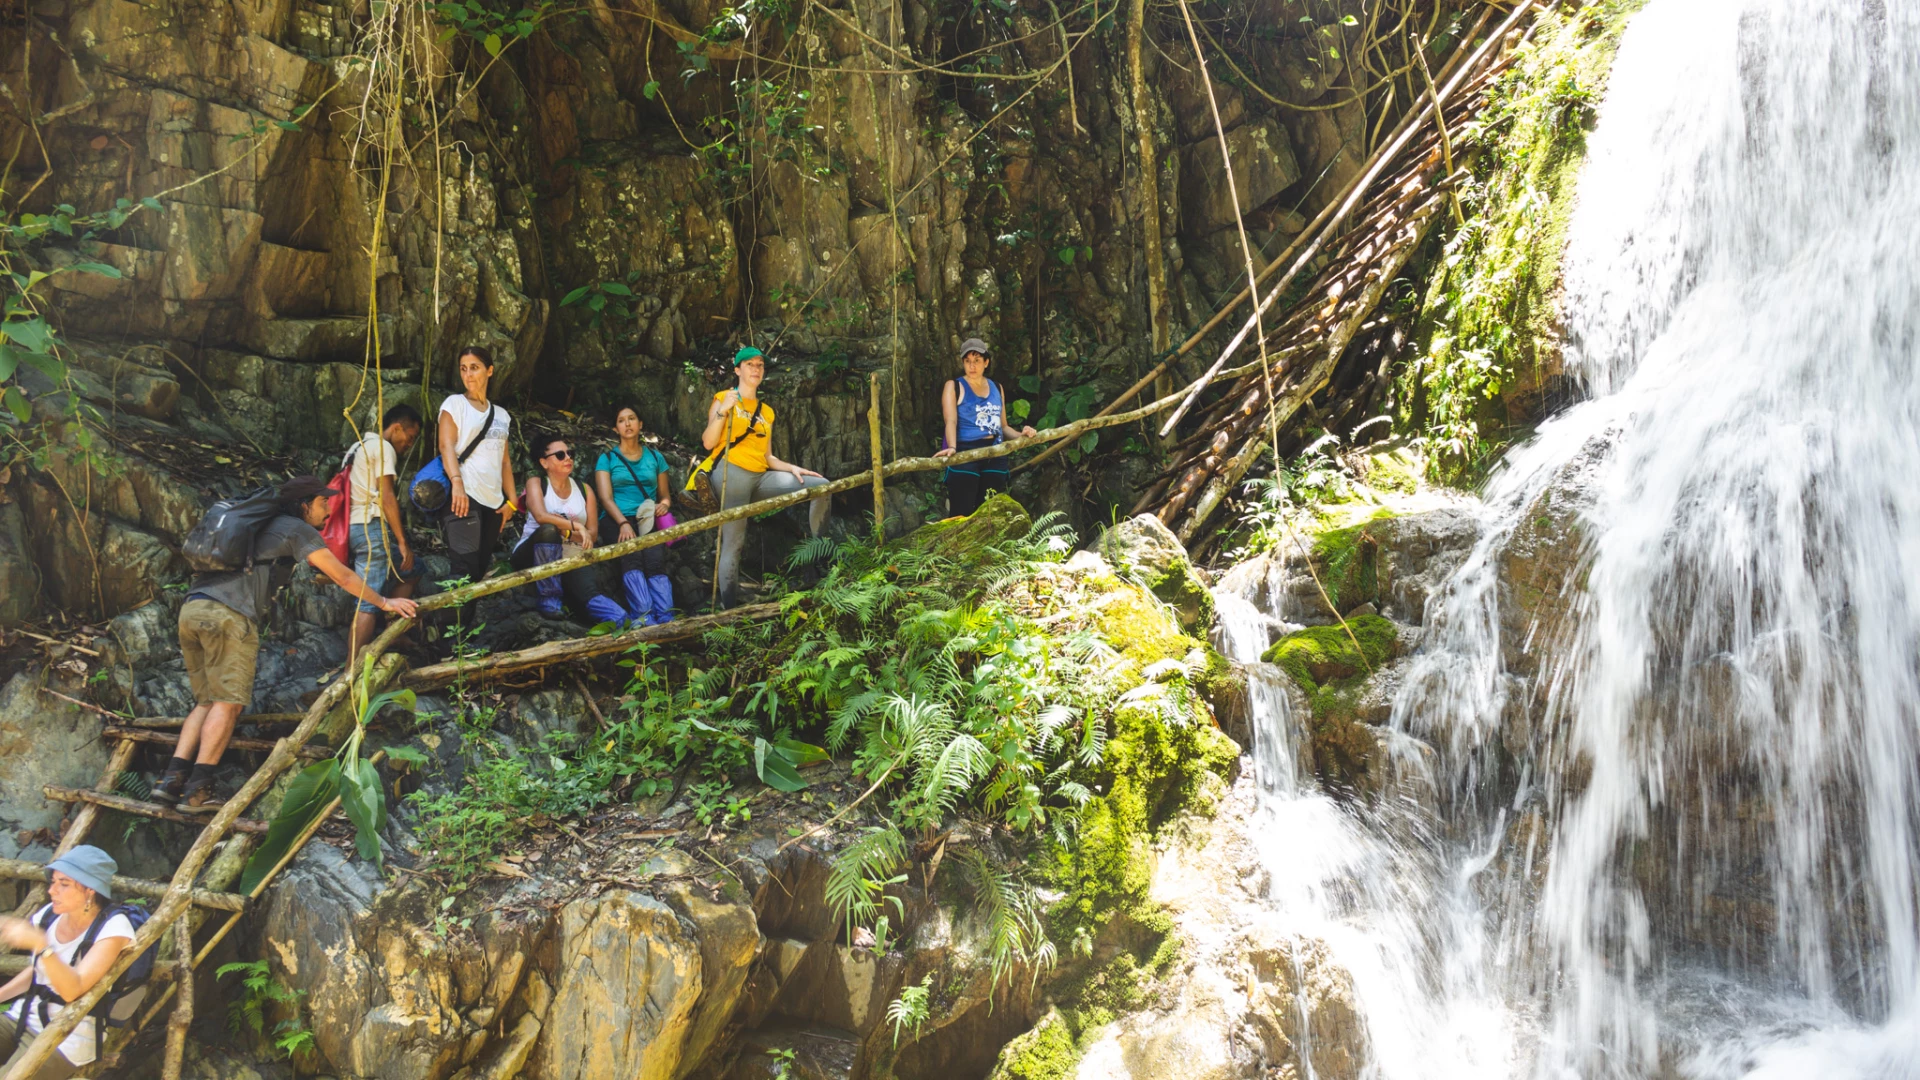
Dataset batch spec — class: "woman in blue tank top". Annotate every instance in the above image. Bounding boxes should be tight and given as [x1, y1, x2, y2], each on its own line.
[935, 338, 1037, 517]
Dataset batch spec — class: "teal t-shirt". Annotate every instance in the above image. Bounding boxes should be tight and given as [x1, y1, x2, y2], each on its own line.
[595, 446, 669, 515]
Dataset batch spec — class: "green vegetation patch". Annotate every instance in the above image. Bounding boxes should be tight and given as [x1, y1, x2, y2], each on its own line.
[1263, 615, 1399, 785]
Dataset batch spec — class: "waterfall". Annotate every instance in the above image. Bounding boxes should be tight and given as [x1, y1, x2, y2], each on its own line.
[1215, 0, 1920, 1076]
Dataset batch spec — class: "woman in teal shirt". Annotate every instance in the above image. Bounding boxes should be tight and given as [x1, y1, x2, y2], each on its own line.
[594, 406, 675, 624]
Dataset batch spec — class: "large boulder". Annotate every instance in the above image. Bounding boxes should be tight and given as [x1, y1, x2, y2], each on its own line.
[541, 889, 706, 1080]
[260, 845, 542, 1080]
[1094, 514, 1214, 634]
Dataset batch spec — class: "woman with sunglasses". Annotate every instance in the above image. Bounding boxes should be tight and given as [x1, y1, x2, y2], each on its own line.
[509, 435, 634, 626]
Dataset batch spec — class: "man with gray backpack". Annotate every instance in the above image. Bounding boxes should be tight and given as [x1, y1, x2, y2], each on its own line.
[153, 476, 418, 811]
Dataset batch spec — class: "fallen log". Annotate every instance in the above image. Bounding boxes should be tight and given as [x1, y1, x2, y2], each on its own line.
[402, 602, 785, 690]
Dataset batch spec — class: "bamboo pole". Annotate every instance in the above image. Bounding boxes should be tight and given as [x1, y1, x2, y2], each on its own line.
[1157, 0, 1534, 438]
[105, 726, 332, 759]
[869, 373, 886, 540]
[125, 745, 392, 1045]
[1021, 7, 1503, 475]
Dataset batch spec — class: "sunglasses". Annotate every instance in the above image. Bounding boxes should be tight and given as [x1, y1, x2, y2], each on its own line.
[545, 449, 572, 461]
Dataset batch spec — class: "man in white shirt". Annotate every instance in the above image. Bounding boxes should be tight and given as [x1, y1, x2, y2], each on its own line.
[347, 404, 425, 655]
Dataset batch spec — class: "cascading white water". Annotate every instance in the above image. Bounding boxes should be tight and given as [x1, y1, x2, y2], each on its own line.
[1216, 1, 1920, 1076]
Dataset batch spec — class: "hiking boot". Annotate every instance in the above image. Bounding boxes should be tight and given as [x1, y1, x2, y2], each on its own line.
[149, 771, 187, 808]
[180, 785, 225, 814]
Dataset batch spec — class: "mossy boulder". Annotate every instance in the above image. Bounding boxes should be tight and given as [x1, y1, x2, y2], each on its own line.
[987, 1007, 1079, 1080]
[1263, 615, 1400, 789]
[908, 493, 1033, 571]
[1095, 514, 1214, 634]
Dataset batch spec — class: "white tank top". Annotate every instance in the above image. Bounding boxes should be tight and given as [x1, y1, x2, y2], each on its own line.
[521, 477, 587, 541]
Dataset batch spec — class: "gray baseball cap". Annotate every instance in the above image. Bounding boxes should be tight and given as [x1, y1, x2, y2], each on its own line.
[47, 845, 116, 901]
[958, 338, 991, 360]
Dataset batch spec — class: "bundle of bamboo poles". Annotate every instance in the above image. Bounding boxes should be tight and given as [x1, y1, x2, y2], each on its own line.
[1134, 1, 1537, 543]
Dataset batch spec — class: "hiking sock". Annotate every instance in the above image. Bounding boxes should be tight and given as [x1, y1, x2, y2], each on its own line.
[185, 762, 218, 796]
[152, 756, 191, 805]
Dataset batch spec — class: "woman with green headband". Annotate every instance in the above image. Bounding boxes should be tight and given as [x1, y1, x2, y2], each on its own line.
[697, 346, 832, 607]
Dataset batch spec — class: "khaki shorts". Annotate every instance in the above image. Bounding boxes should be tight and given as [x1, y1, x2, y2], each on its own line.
[178, 599, 258, 708]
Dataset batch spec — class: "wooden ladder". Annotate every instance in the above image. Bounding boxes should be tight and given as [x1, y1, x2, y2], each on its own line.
[3, 658, 403, 1079]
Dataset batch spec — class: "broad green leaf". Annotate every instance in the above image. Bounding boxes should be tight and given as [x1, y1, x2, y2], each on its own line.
[643, 80, 661, 100]
[239, 760, 341, 894]
[140, 197, 164, 212]
[2, 387, 27, 422]
[754, 737, 808, 792]
[560, 285, 591, 306]
[774, 737, 828, 766]
[1078, 431, 1098, 453]
[4, 318, 52, 353]
[64, 261, 122, 279]
[338, 756, 386, 865]
[17, 351, 61, 380]
[0, 348, 15, 382]
[599, 282, 632, 296]
[483, 32, 503, 56]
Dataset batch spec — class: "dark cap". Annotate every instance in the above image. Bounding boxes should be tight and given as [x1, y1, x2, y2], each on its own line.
[277, 475, 341, 505]
[958, 337, 991, 360]
[734, 346, 765, 366]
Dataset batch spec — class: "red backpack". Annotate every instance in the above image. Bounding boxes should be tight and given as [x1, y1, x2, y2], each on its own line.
[321, 440, 362, 563]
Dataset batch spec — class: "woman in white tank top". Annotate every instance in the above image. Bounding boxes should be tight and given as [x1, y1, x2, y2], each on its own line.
[508, 435, 637, 626]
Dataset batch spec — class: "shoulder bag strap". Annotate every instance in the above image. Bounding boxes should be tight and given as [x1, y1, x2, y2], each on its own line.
[456, 404, 496, 466]
[718, 401, 764, 467]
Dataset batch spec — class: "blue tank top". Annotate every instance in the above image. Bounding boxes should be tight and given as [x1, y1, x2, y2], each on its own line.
[954, 378, 1003, 443]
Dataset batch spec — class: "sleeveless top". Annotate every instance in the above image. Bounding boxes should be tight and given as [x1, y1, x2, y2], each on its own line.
[521, 476, 588, 542]
[955, 377, 1004, 444]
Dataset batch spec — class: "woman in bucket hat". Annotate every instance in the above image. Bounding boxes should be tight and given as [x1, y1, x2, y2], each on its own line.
[0, 846, 135, 1077]
[934, 338, 1036, 517]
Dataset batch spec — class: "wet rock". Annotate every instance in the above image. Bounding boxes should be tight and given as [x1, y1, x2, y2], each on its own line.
[1273, 508, 1482, 626]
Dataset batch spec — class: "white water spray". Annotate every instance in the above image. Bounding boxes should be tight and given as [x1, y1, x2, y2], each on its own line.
[1216, 0, 1920, 1075]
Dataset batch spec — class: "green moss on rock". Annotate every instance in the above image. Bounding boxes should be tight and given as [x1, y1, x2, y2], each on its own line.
[908, 492, 1032, 569]
[988, 1007, 1079, 1080]
[1263, 615, 1399, 787]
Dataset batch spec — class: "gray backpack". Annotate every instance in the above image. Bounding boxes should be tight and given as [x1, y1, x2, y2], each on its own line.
[180, 487, 281, 573]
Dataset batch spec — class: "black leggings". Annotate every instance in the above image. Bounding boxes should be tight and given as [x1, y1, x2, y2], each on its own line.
[511, 525, 620, 618]
[441, 503, 502, 626]
[944, 437, 1009, 517]
[598, 518, 667, 576]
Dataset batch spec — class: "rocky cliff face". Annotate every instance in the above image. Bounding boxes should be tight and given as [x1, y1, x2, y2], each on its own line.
[0, 0, 1373, 626]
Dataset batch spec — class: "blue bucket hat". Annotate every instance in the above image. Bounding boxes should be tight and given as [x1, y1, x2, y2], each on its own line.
[47, 845, 116, 901]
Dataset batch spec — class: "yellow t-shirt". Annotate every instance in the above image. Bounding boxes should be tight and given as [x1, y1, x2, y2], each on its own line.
[710, 391, 775, 473]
